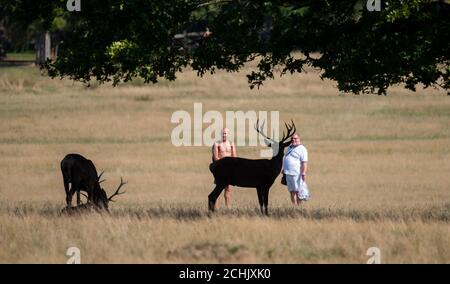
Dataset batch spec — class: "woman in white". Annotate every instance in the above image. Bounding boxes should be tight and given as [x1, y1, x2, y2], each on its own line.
[283, 133, 309, 205]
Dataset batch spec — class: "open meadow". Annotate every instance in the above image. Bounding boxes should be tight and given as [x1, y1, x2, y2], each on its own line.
[0, 63, 449, 263]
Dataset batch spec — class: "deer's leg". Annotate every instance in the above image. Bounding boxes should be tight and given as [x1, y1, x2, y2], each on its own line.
[208, 184, 226, 212]
[67, 183, 78, 208]
[63, 178, 71, 207]
[262, 188, 270, 216]
[83, 185, 93, 204]
[256, 187, 264, 214]
[76, 190, 81, 206]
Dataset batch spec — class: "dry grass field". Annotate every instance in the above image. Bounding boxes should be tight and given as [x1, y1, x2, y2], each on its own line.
[0, 63, 449, 263]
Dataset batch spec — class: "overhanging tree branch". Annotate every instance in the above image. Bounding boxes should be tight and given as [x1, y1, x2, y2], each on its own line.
[28, 0, 449, 95]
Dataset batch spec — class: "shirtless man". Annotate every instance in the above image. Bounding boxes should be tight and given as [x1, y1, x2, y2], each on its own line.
[212, 128, 237, 208]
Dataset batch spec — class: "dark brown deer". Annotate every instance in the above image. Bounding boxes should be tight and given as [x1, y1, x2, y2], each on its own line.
[208, 121, 296, 215]
[60, 154, 126, 211]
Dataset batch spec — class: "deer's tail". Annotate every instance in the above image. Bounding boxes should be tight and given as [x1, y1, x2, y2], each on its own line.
[209, 162, 216, 173]
[61, 160, 71, 182]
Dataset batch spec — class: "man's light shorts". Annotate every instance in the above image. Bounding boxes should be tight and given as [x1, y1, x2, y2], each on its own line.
[286, 174, 310, 201]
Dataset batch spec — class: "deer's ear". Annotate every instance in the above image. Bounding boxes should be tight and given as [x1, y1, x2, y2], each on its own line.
[263, 138, 272, 147]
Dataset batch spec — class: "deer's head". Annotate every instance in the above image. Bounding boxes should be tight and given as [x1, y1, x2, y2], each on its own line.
[94, 172, 127, 210]
[255, 120, 296, 157]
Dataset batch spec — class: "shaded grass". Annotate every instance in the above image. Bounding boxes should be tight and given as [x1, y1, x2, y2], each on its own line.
[2, 202, 449, 223]
[371, 105, 450, 117]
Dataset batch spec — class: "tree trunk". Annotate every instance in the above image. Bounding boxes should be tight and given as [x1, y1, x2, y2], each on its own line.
[35, 31, 51, 65]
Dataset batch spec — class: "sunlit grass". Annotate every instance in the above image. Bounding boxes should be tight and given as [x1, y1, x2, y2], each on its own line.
[4, 52, 35, 61]
[0, 65, 449, 263]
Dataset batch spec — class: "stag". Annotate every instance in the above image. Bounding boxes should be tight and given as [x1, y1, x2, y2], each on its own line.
[208, 120, 296, 215]
[60, 154, 126, 211]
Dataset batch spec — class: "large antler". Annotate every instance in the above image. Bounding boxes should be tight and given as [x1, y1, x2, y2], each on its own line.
[108, 177, 127, 202]
[255, 119, 275, 142]
[98, 171, 106, 184]
[256, 119, 296, 143]
[281, 120, 296, 143]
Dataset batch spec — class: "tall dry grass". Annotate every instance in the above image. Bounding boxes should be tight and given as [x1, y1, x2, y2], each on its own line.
[0, 65, 449, 263]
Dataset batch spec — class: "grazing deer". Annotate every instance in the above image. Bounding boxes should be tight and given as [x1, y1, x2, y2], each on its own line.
[60, 154, 126, 211]
[208, 120, 296, 215]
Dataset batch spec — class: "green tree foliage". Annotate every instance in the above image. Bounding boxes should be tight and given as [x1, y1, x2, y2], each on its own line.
[0, 0, 68, 55]
[4, 0, 449, 94]
[46, 0, 196, 85]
